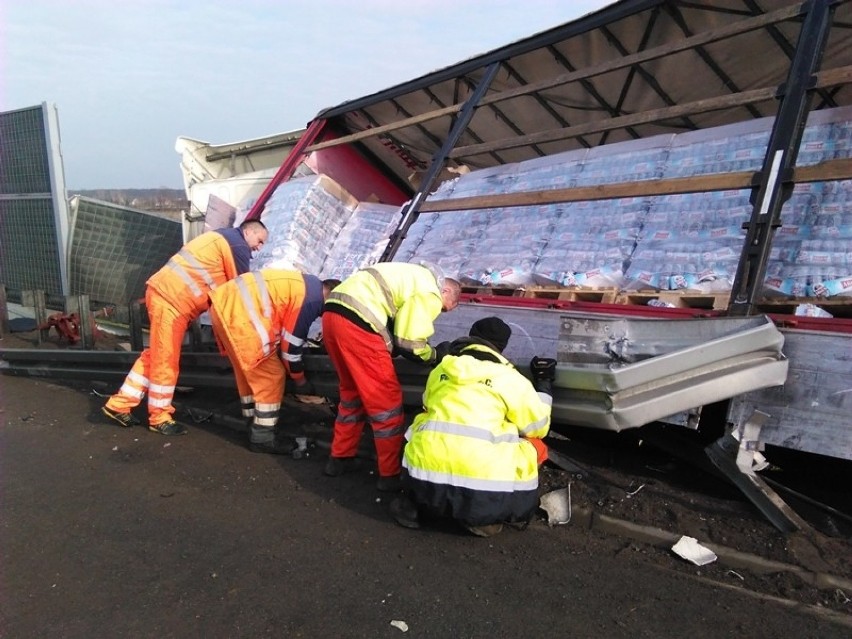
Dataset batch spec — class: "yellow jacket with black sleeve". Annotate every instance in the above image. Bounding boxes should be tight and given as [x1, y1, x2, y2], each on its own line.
[402, 341, 551, 526]
[324, 262, 442, 363]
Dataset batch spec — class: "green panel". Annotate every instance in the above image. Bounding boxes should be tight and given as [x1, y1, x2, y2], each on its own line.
[0, 106, 52, 195]
[0, 198, 63, 295]
[69, 198, 183, 306]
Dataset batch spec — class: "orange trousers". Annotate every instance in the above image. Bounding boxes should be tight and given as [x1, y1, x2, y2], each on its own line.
[210, 306, 285, 442]
[105, 288, 192, 427]
[322, 312, 406, 478]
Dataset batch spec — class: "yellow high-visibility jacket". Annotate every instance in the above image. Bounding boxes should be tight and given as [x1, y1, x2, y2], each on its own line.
[208, 270, 324, 382]
[403, 341, 551, 525]
[325, 262, 442, 362]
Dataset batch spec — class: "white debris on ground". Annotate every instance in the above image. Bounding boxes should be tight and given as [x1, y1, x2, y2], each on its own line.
[672, 535, 718, 566]
[540, 487, 572, 525]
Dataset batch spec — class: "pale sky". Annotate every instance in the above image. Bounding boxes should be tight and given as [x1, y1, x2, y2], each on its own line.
[2, 0, 613, 189]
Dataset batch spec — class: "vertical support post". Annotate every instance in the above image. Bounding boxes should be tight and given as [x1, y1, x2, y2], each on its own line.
[76, 294, 94, 350]
[129, 299, 145, 352]
[705, 411, 811, 534]
[0, 284, 9, 337]
[728, 0, 835, 316]
[244, 119, 329, 221]
[24, 290, 50, 344]
[380, 62, 503, 262]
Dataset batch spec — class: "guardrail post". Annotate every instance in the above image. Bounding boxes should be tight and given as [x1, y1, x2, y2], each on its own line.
[129, 299, 145, 352]
[23, 290, 49, 344]
[0, 284, 9, 337]
[76, 295, 94, 350]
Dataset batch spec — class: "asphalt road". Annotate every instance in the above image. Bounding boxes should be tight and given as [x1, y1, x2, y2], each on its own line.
[1, 375, 849, 638]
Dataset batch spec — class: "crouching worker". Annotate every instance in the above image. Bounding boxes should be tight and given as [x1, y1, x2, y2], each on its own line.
[208, 269, 340, 454]
[391, 317, 556, 537]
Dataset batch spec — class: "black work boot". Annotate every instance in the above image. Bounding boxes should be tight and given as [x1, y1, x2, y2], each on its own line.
[249, 438, 296, 455]
[101, 405, 141, 428]
[376, 474, 403, 493]
[323, 456, 362, 477]
[389, 495, 421, 530]
[248, 423, 294, 455]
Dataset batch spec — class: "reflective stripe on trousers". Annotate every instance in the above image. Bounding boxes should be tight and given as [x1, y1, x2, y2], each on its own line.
[212, 305, 286, 431]
[106, 287, 191, 426]
[322, 312, 405, 477]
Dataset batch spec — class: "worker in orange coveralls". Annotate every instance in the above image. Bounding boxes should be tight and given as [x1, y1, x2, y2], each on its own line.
[208, 269, 340, 454]
[101, 220, 268, 436]
[321, 261, 462, 492]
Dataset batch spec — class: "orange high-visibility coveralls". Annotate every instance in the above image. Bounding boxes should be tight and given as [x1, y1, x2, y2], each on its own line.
[105, 228, 251, 426]
[322, 263, 444, 478]
[208, 270, 325, 445]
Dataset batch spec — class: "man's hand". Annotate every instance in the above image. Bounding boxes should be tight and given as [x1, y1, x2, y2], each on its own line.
[292, 377, 316, 396]
[433, 341, 452, 364]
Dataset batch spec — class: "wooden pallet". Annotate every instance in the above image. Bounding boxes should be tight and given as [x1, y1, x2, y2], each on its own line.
[461, 285, 619, 303]
[461, 284, 852, 317]
[755, 296, 852, 318]
[521, 286, 619, 303]
[460, 285, 526, 298]
[616, 290, 731, 310]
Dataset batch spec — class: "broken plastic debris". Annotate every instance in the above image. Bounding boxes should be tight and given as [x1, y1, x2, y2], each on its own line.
[539, 487, 572, 525]
[794, 303, 833, 318]
[671, 536, 717, 566]
[390, 620, 409, 632]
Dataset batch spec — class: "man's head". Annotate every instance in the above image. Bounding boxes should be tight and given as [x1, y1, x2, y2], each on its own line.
[469, 316, 511, 353]
[322, 278, 341, 301]
[240, 219, 269, 251]
[440, 278, 461, 313]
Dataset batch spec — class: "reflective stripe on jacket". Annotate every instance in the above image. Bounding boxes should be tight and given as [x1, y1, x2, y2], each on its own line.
[208, 269, 324, 378]
[403, 342, 551, 523]
[147, 228, 249, 317]
[325, 262, 442, 362]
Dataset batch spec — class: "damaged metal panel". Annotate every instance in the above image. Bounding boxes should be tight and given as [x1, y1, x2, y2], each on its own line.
[728, 328, 852, 461]
[552, 315, 788, 431]
[430, 304, 788, 432]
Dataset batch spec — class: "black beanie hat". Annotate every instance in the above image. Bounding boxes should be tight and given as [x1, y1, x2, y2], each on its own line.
[469, 317, 511, 353]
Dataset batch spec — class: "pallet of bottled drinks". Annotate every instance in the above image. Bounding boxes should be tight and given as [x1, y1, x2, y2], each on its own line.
[461, 284, 852, 317]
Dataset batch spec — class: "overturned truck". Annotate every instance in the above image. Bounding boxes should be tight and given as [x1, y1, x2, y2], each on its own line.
[239, 0, 852, 532]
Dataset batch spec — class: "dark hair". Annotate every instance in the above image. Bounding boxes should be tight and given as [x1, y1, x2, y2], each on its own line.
[239, 219, 267, 232]
[322, 278, 341, 292]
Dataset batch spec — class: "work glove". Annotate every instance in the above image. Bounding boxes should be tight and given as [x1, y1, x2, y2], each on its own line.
[530, 356, 557, 395]
[292, 377, 317, 396]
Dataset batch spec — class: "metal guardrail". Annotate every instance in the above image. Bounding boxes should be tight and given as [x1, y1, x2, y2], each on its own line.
[0, 348, 435, 407]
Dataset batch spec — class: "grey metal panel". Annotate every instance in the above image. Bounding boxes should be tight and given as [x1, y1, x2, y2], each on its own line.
[556, 316, 784, 392]
[433, 304, 788, 432]
[68, 196, 182, 306]
[729, 328, 852, 461]
[432, 302, 565, 363]
[555, 358, 789, 431]
[0, 104, 66, 299]
[0, 198, 64, 297]
[551, 315, 788, 431]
